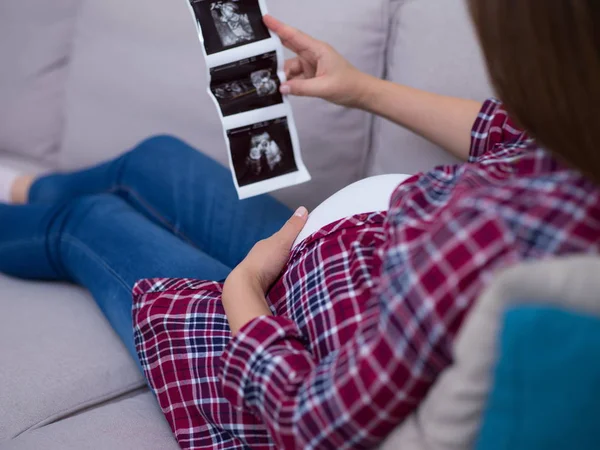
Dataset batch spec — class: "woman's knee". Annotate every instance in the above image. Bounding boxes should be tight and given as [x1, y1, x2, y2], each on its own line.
[128, 135, 202, 164]
[123, 135, 225, 184]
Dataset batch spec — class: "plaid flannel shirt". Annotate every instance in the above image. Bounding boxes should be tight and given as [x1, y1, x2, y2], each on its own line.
[133, 99, 600, 449]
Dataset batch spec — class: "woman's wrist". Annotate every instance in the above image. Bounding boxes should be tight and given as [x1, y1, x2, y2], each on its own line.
[222, 268, 273, 336]
[350, 73, 385, 111]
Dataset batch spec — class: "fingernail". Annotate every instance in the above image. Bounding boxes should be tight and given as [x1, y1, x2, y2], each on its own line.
[281, 85, 291, 95]
[294, 206, 308, 217]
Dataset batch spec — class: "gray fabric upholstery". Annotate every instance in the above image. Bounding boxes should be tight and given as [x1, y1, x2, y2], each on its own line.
[380, 256, 600, 450]
[367, 0, 492, 176]
[3, 390, 179, 450]
[59, 0, 392, 210]
[0, 0, 80, 161]
[0, 275, 145, 440]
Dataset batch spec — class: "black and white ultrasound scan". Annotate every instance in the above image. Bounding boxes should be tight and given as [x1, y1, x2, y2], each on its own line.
[227, 117, 299, 187]
[210, 52, 283, 117]
[191, 0, 270, 55]
[187, 0, 310, 199]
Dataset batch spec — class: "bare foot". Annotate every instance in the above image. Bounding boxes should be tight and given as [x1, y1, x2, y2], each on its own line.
[10, 175, 36, 204]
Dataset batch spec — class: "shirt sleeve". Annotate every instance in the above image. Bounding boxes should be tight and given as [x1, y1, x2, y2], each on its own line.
[219, 203, 525, 449]
[470, 99, 529, 162]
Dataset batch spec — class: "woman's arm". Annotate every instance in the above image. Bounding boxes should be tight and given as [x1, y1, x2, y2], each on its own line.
[264, 15, 481, 161]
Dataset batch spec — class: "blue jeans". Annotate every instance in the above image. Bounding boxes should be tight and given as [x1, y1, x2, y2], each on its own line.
[0, 136, 292, 367]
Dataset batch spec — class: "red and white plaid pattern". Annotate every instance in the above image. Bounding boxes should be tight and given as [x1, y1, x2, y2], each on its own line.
[133, 99, 600, 449]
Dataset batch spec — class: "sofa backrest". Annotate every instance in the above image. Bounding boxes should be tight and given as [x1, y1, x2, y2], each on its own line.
[367, 0, 493, 177]
[0, 0, 81, 163]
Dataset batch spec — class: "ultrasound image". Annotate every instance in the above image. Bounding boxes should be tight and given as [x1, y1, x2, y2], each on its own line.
[227, 117, 298, 186]
[191, 0, 271, 55]
[210, 52, 283, 116]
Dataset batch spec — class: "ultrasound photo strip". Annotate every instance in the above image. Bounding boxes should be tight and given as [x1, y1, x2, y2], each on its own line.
[186, 0, 310, 199]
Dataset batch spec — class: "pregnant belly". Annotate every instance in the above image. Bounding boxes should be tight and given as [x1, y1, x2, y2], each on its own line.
[293, 174, 411, 247]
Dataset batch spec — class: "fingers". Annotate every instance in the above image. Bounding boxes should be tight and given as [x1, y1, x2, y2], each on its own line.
[281, 78, 327, 98]
[274, 206, 309, 248]
[284, 58, 303, 79]
[264, 15, 322, 60]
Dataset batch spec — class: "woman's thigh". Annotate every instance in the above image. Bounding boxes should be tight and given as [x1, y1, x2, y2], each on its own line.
[0, 194, 232, 364]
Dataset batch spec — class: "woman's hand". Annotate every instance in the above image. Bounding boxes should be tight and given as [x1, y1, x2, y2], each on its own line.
[264, 15, 373, 108]
[222, 207, 309, 336]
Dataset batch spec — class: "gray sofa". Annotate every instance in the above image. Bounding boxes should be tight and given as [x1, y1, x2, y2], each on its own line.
[2, 0, 596, 449]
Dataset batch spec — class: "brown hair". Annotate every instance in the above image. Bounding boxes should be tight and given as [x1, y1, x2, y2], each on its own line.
[468, 0, 600, 182]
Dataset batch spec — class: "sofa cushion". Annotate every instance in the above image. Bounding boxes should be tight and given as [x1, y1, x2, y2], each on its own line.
[476, 307, 600, 450]
[0, 275, 145, 441]
[0, 0, 80, 162]
[59, 0, 391, 209]
[380, 256, 600, 450]
[3, 390, 179, 450]
[367, 0, 493, 177]
[0, 152, 52, 175]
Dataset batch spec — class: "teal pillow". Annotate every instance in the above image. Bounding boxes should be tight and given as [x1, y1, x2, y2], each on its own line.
[476, 306, 600, 450]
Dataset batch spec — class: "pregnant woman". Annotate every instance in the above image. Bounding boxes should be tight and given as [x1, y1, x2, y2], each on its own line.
[2, 2, 600, 449]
